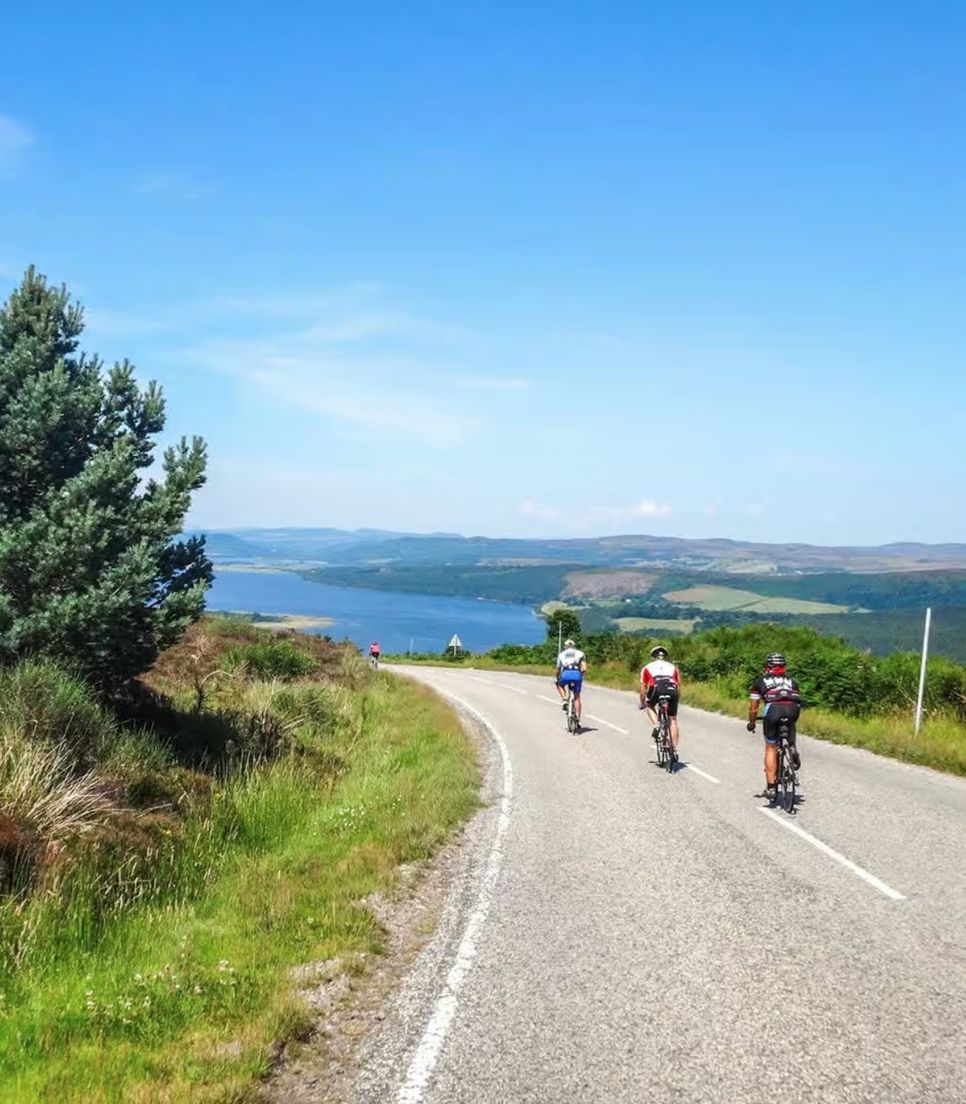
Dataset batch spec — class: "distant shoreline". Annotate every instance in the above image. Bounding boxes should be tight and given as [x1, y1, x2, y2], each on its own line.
[218, 611, 335, 632]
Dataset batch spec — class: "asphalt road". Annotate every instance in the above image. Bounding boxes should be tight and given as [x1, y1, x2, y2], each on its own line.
[353, 667, 966, 1104]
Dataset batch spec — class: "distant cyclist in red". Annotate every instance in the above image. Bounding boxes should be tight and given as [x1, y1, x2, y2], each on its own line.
[368, 641, 381, 667]
[639, 645, 682, 750]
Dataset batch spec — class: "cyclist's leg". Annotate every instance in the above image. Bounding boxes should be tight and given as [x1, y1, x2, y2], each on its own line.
[573, 682, 583, 718]
[556, 675, 568, 703]
[667, 691, 680, 747]
[644, 691, 659, 734]
[763, 713, 779, 788]
[785, 712, 801, 769]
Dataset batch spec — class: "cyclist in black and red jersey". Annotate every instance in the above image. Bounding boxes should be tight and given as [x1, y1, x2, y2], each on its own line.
[640, 645, 682, 750]
[747, 652, 802, 799]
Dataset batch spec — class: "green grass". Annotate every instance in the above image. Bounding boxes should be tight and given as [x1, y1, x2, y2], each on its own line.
[0, 670, 478, 1102]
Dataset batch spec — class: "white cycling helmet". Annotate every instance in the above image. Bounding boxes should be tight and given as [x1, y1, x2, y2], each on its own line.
[564, 638, 576, 648]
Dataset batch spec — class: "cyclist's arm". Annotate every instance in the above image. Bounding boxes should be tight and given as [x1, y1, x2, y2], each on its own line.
[747, 682, 762, 728]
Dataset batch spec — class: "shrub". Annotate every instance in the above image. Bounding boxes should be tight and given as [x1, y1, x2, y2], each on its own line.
[220, 640, 317, 682]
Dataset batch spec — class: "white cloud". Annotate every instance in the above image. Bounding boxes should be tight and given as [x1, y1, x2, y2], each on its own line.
[136, 170, 217, 200]
[0, 114, 33, 176]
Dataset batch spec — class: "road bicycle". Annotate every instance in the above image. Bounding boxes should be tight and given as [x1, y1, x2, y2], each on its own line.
[773, 716, 799, 814]
[653, 694, 677, 773]
[752, 715, 799, 814]
[563, 683, 581, 734]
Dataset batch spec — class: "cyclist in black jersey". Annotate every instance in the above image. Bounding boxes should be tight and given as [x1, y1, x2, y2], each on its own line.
[747, 652, 802, 799]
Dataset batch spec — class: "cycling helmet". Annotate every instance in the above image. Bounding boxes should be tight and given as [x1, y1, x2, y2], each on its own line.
[650, 646, 669, 659]
[765, 652, 786, 670]
[564, 638, 576, 648]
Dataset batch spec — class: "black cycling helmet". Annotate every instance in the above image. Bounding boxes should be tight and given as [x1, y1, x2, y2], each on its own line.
[650, 646, 669, 659]
[765, 652, 786, 669]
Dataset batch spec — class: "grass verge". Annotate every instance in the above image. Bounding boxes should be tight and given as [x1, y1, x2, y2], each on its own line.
[1, 651, 478, 1101]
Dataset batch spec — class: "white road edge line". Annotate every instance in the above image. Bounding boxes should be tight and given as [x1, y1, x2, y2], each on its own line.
[759, 808, 906, 901]
[504, 685, 528, 695]
[680, 762, 721, 784]
[584, 712, 630, 735]
[467, 676, 495, 686]
[396, 692, 514, 1104]
[537, 694, 561, 705]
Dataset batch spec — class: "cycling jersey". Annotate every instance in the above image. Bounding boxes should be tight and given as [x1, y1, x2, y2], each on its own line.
[749, 673, 800, 706]
[641, 659, 681, 715]
[556, 647, 586, 671]
[750, 673, 801, 744]
[641, 659, 680, 694]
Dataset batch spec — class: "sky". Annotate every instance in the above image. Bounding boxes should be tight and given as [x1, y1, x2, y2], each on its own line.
[2, 2, 964, 546]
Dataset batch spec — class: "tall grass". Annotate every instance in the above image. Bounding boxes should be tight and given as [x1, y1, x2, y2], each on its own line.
[0, 627, 478, 1101]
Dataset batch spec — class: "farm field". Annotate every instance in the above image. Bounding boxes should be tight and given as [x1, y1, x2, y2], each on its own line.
[614, 616, 699, 634]
[662, 584, 848, 615]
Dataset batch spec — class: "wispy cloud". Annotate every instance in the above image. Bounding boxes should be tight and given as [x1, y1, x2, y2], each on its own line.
[0, 114, 34, 177]
[243, 361, 477, 447]
[585, 498, 672, 523]
[519, 498, 563, 522]
[457, 376, 529, 392]
[136, 169, 217, 200]
[518, 496, 671, 528]
[181, 289, 481, 448]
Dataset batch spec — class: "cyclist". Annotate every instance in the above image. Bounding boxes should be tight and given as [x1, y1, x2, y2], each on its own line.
[640, 645, 682, 749]
[747, 652, 802, 799]
[555, 638, 587, 721]
[368, 641, 381, 667]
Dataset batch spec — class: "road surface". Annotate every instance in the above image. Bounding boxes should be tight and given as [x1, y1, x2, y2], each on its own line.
[354, 667, 966, 1104]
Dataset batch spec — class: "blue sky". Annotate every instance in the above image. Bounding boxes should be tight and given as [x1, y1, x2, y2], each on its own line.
[2, 2, 964, 545]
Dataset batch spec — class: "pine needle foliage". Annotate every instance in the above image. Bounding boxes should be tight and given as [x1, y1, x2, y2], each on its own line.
[0, 268, 212, 691]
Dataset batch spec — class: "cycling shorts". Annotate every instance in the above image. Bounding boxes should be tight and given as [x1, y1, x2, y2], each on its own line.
[646, 684, 679, 717]
[763, 701, 800, 744]
[558, 668, 583, 695]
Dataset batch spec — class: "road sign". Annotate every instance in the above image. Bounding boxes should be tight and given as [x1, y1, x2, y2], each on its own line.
[447, 634, 463, 651]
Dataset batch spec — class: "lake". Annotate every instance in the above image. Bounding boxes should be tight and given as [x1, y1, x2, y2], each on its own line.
[206, 568, 545, 654]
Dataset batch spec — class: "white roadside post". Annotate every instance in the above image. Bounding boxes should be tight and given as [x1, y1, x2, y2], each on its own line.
[914, 607, 932, 736]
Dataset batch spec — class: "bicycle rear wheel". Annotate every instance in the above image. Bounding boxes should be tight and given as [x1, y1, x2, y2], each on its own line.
[778, 744, 796, 813]
[664, 729, 675, 773]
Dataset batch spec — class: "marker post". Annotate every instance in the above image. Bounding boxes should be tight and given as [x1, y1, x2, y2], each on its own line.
[914, 607, 932, 736]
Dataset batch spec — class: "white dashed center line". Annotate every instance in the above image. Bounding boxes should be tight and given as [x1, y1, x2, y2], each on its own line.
[760, 808, 906, 900]
[584, 713, 630, 735]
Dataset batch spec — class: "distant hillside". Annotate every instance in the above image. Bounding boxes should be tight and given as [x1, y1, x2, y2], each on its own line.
[195, 527, 966, 575]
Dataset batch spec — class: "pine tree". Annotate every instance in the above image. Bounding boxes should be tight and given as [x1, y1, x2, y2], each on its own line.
[0, 268, 212, 690]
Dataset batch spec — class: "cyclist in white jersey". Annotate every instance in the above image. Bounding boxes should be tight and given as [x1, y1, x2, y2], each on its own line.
[555, 639, 587, 721]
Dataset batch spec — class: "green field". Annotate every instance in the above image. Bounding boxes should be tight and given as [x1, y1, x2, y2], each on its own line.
[615, 616, 698, 634]
[662, 584, 848, 615]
